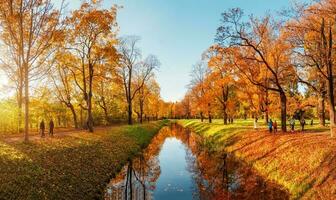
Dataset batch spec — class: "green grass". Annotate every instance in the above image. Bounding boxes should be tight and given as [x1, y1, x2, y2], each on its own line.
[180, 118, 329, 134]
[0, 120, 168, 200]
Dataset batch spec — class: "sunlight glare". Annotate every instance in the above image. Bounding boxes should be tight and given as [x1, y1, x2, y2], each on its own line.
[0, 73, 8, 99]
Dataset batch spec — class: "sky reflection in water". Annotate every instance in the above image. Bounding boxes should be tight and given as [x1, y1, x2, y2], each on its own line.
[105, 124, 289, 200]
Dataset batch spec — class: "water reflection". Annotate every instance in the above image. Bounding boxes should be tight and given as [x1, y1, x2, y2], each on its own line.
[105, 124, 289, 200]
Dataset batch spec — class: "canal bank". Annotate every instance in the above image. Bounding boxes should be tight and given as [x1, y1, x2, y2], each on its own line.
[105, 123, 289, 200]
[0, 120, 168, 200]
[177, 119, 336, 199]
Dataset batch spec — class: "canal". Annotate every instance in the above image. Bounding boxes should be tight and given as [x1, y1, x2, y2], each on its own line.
[105, 123, 289, 200]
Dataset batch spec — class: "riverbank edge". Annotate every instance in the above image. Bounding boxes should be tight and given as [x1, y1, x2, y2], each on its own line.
[176, 119, 332, 199]
[0, 120, 169, 199]
[97, 120, 170, 198]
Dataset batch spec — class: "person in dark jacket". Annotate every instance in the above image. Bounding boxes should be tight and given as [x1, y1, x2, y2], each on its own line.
[273, 120, 278, 133]
[40, 120, 45, 138]
[300, 118, 306, 132]
[268, 119, 273, 133]
[49, 119, 54, 137]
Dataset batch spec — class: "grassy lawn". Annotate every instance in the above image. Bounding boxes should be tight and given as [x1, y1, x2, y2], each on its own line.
[0, 120, 168, 200]
[178, 119, 334, 199]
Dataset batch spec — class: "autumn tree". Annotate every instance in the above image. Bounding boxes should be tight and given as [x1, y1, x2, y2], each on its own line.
[50, 52, 79, 128]
[157, 100, 172, 119]
[285, 1, 336, 134]
[216, 9, 296, 132]
[93, 57, 117, 125]
[189, 61, 212, 123]
[0, 0, 166, 134]
[236, 77, 265, 120]
[117, 36, 160, 125]
[95, 76, 113, 124]
[310, 18, 335, 134]
[180, 91, 192, 119]
[0, 0, 63, 141]
[64, 1, 118, 132]
[134, 79, 160, 123]
[206, 45, 236, 124]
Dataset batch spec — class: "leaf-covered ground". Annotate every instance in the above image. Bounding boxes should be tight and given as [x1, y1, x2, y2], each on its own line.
[178, 119, 334, 199]
[0, 120, 168, 199]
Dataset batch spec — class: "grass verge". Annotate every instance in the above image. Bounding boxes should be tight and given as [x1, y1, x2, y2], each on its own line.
[0, 120, 168, 200]
[177, 119, 334, 199]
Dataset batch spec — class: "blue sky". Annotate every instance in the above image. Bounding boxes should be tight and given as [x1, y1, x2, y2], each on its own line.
[110, 0, 307, 102]
[51, 0, 308, 102]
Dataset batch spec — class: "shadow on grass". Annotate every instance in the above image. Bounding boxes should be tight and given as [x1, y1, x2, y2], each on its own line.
[295, 149, 336, 199]
[177, 120, 336, 199]
[0, 120, 169, 199]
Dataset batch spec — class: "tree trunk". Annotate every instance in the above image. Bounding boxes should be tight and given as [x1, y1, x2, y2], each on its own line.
[221, 85, 229, 125]
[327, 76, 335, 137]
[200, 112, 204, 122]
[104, 109, 109, 125]
[87, 92, 94, 132]
[318, 95, 326, 126]
[223, 112, 228, 125]
[208, 111, 212, 123]
[58, 115, 61, 126]
[321, 19, 335, 137]
[140, 114, 143, 123]
[135, 111, 141, 123]
[264, 89, 269, 124]
[100, 99, 109, 125]
[327, 23, 335, 137]
[69, 104, 78, 129]
[127, 66, 133, 125]
[18, 85, 23, 134]
[223, 103, 228, 125]
[80, 107, 83, 128]
[128, 100, 133, 125]
[280, 91, 287, 132]
[87, 111, 94, 132]
[140, 100, 144, 124]
[24, 63, 29, 142]
[17, 65, 23, 134]
[208, 103, 212, 123]
[264, 111, 269, 124]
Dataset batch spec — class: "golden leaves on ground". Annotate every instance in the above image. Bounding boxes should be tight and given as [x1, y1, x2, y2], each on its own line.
[179, 119, 334, 199]
[0, 120, 168, 199]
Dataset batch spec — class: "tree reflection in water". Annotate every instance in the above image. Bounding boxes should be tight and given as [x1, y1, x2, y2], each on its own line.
[105, 124, 289, 200]
[105, 152, 160, 199]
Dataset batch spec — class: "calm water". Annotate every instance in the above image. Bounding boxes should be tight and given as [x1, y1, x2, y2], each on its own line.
[105, 124, 289, 200]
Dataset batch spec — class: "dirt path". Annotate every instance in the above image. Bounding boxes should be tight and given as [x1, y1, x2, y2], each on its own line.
[2, 127, 110, 143]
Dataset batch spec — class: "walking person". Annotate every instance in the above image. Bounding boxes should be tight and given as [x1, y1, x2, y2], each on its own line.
[40, 120, 45, 138]
[254, 117, 258, 129]
[49, 119, 54, 137]
[273, 120, 278, 133]
[268, 119, 273, 133]
[300, 118, 306, 132]
[290, 118, 295, 133]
